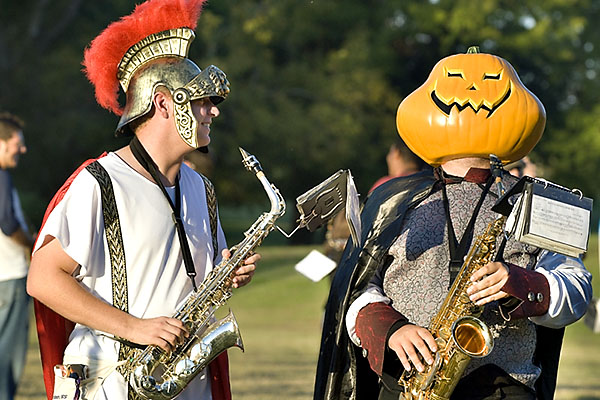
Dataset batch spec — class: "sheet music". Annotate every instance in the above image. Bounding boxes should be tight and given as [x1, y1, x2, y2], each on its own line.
[528, 194, 590, 250]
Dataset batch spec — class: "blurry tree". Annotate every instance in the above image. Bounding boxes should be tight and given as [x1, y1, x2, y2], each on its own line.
[1, 0, 599, 230]
[197, 0, 400, 205]
[198, 0, 600, 212]
[0, 0, 131, 226]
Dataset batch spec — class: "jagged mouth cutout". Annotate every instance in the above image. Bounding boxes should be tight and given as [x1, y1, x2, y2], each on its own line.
[431, 86, 511, 118]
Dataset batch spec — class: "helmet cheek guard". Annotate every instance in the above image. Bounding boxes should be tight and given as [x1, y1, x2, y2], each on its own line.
[172, 65, 230, 149]
[173, 88, 198, 148]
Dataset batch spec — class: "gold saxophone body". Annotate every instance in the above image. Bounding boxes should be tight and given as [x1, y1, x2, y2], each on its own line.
[399, 216, 506, 400]
[123, 148, 285, 399]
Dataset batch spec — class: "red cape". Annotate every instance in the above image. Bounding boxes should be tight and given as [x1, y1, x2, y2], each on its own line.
[33, 154, 231, 400]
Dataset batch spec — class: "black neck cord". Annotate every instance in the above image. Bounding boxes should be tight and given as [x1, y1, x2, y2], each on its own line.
[440, 172, 494, 287]
[130, 136, 198, 291]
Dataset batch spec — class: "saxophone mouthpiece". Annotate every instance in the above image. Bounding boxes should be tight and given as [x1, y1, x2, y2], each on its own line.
[489, 154, 505, 196]
[239, 147, 263, 174]
[238, 147, 250, 159]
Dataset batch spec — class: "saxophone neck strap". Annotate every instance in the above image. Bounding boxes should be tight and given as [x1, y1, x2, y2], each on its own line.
[130, 136, 198, 291]
[440, 171, 494, 286]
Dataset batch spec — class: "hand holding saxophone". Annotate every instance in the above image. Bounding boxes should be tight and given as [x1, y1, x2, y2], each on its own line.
[388, 324, 437, 373]
[222, 248, 261, 288]
[126, 316, 190, 353]
[467, 261, 510, 306]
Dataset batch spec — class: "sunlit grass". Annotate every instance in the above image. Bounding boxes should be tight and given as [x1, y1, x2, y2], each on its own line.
[555, 233, 600, 400]
[17, 238, 600, 399]
[219, 245, 330, 400]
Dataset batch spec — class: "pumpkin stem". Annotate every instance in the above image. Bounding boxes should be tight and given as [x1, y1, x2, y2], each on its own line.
[467, 46, 480, 54]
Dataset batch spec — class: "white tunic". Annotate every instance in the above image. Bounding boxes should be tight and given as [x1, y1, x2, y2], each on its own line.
[34, 152, 227, 400]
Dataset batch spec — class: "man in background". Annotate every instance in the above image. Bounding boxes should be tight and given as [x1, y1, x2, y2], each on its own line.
[368, 138, 428, 193]
[506, 156, 537, 178]
[0, 112, 33, 400]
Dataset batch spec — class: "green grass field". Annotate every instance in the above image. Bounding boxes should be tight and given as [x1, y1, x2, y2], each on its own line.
[16, 239, 600, 399]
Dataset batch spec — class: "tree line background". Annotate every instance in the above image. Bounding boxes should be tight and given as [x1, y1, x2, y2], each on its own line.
[2, 0, 600, 239]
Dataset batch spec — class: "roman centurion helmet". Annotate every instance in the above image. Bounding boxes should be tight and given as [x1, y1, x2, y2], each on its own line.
[82, 0, 229, 149]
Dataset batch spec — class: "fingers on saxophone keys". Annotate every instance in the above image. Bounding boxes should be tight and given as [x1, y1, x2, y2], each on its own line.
[414, 346, 435, 372]
[398, 354, 412, 372]
[404, 347, 426, 373]
[221, 248, 232, 260]
[244, 251, 261, 265]
[165, 318, 189, 346]
[158, 340, 171, 353]
[232, 270, 254, 288]
[159, 335, 177, 353]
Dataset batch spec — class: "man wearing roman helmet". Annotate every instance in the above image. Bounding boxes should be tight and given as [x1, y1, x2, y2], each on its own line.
[27, 1, 259, 399]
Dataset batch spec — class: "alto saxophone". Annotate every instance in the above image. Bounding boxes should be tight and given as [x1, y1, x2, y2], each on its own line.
[124, 148, 286, 399]
[399, 215, 506, 400]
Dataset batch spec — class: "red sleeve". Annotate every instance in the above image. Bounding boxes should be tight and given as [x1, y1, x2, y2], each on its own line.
[355, 302, 408, 376]
[499, 263, 550, 320]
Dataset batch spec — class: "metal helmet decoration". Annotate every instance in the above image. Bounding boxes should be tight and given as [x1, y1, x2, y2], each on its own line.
[82, 0, 229, 149]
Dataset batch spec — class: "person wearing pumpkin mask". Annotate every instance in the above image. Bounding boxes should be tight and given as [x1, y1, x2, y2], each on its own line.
[313, 47, 592, 400]
[26, 1, 260, 400]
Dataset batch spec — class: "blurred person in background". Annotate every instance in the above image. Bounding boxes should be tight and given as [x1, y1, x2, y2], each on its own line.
[0, 112, 33, 400]
[368, 138, 428, 194]
[506, 156, 537, 178]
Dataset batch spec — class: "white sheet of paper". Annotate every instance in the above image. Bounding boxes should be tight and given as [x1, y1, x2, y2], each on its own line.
[528, 194, 590, 250]
[346, 170, 361, 246]
[294, 250, 337, 282]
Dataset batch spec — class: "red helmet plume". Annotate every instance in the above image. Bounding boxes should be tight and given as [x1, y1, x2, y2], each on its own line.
[82, 0, 208, 115]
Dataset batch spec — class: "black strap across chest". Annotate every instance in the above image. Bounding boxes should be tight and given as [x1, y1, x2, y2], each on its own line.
[130, 136, 199, 290]
[441, 174, 494, 286]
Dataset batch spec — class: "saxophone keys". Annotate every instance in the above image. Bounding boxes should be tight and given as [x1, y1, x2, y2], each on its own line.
[189, 341, 211, 363]
[175, 358, 197, 376]
[160, 380, 178, 397]
[139, 374, 156, 391]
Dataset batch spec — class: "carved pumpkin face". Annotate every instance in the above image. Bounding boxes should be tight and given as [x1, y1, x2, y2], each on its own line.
[396, 49, 546, 166]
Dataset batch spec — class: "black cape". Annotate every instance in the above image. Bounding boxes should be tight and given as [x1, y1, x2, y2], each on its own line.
[313, 170, 437, 400]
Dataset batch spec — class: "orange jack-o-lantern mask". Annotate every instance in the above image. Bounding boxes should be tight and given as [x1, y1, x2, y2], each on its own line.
[396, 47, 546, 166]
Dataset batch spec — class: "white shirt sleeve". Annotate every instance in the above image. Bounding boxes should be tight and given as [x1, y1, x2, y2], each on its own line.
[530, 250, 593, 328]
[33, 171, 104, 276]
